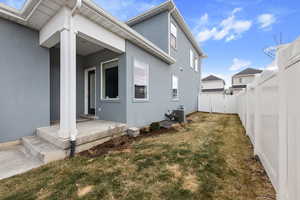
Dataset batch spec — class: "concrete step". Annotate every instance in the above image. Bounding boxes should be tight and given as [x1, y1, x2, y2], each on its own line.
[37, 121, 129, 150]
[22, 136, 67, 164]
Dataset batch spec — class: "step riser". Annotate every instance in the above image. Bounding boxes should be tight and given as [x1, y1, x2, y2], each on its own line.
[22, 137, 67, 164]
[22, 138, 46, 163]
[37, 126, 128, 150]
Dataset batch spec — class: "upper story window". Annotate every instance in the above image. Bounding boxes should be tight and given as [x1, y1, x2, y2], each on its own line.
[170, 22, 177, 49]
[134, 59, 149, 100]
[172, 75, 179, 99]
[190, 49, 194, 68]
[239, 77, 242, 84]
[101, 59, 119, 100]
[195, 58, 199, 72]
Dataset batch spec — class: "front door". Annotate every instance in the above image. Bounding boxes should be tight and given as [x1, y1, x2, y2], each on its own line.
[88, 70, 96, 115]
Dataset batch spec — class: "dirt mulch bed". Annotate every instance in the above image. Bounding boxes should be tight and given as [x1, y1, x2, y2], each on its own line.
[79, 126, 178, 158]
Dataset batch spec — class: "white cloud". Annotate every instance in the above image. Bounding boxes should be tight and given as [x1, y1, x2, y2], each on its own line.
[196, 8, 252, 43]
[198, 28, 217, 42]
[93, 0, 162, 20]
[257, 14, 276, 30]
[0, 0, 26, 9]
[199, 13, 209, 25]
[229, 58, 251, 71]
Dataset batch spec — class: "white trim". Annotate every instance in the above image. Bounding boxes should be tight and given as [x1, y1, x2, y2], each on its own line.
[171, 74, 179, 101]
[133, 58, 150, 102]
[195, 58, 199, 72]
[84, 67, 97, 115]
[100, 58, 120, 101]
[168, 12, 171, 55]
[190, 49, 194, 68]
[170, 21, 177, 50]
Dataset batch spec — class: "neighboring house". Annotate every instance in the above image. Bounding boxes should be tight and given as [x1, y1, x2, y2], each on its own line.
[201, 75, 225, 94]
[0, 0, 205, 143]
[232, 68, 263, 94]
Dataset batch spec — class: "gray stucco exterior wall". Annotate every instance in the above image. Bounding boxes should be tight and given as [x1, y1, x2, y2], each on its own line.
[130, 11, 169, 54]
[170, 15, 201, 114]
[125, 13, 201, 128]
[84, 50, 127, 123]
[0, 18, 50, 142]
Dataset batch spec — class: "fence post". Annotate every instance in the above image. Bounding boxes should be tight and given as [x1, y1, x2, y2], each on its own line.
[277, 44, 288, 200]
[253, 80, 261, 156]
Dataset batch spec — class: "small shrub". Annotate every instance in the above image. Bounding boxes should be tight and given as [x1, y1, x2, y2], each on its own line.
[150, 122, 161, 131]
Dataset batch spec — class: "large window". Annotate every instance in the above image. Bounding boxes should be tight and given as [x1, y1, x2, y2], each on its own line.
[170, 22, 177, 49]
[134, 59, 149, 100]
[190, 49, 194, 68]
[101, 59, 119, 100]
[172, 75, 179, 99]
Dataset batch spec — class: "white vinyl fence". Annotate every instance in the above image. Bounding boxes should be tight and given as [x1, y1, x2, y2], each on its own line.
[198, 37, 300, 200]
[199, 93, 236, 114]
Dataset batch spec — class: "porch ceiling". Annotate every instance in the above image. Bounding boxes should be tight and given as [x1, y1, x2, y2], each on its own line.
[77, 37, 105, 56]
[53, 36, 106, 56]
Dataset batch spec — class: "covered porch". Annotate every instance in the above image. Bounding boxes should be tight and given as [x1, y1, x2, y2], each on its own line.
[41, 7, 127, 142]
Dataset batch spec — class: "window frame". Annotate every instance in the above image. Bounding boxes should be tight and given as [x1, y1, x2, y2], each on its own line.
[195, 57, 199, 72]
[100, 58, 120, 101]
[190, 49, 194, 68]
[133, 58, 150, 102]
[170, 22, 177, 49]
[171, 74, 179, 100]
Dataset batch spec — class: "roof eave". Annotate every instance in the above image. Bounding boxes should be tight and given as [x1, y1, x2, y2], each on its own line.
[126, 0, 206, 58]
[126, 0, 173, 26]
[82, 0, 176, 64]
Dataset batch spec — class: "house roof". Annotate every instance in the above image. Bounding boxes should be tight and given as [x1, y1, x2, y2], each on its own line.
[202, 75, 225, 85]
[0, 0, 176, 64]
[233, 68, 263, 77]
[126, 0, 205, 58]
[202, 75, 224, 82]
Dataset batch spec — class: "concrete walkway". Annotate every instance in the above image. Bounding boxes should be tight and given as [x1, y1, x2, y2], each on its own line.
[0, 145, 42, 180]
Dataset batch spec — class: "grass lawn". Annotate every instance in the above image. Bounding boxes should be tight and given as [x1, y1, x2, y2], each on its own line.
[0, 112, 275, 200]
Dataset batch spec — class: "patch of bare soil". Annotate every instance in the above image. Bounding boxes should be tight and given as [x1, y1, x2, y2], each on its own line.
[79, 127, 178, 158]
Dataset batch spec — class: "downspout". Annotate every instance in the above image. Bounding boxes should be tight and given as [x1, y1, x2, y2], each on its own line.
[69, 0, 82, 158]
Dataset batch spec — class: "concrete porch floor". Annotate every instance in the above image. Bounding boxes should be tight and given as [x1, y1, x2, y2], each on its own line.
[37, 120, 129, 151]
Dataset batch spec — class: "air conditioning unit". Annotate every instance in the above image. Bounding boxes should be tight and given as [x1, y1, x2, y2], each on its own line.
[173, 105, 186, 123]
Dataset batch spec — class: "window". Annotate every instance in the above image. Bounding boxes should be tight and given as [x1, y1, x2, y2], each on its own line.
[195, 58, 199, 72]
[172, 75, 179, 99]
[134, 59, 149, 100]
[101, 59, 119, 99]
[239, 78, 242, 84]
[170, 22, 177, 49]
[190, 50, 194, 68]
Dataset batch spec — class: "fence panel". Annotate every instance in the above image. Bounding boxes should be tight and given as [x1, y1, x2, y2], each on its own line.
[256, 74, 279, 190]
[199, 93, 237, 114]
[198, 93, 211, 112]
[246, 87, 256, 143]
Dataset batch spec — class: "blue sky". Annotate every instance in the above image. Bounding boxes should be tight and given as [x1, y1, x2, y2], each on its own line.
[1, 0, 300, 86]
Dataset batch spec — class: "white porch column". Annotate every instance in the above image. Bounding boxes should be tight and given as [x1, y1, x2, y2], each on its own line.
[58, 28, 78, 140]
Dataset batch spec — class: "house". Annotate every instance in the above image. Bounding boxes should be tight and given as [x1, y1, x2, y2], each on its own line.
[0, 0, 205, 153]
[201, 75, 225, 94]
[232, 68, 263, 94]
